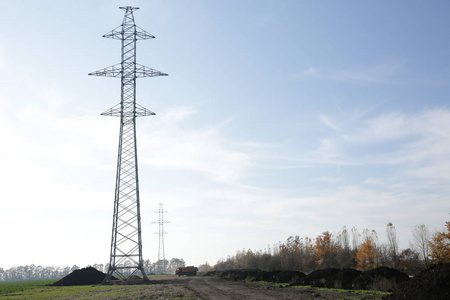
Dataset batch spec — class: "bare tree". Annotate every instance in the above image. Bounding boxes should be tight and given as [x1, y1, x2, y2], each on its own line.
[386, 222, 399, 267]
[351, 227, 360, 251]
[335, 226, 355, 268]
[411, 224, 430, 267]
[198, 262, 213, 273]
[166, 258, 185, 275]
[340, 226, 350, 250]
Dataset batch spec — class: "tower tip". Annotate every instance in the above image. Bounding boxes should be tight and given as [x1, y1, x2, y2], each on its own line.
[119, 6, 139, 12]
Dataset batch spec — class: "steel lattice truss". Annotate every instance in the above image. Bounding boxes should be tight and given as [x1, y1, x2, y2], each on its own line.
[89, 6, 167, 283]
[152, 204, 170, 274]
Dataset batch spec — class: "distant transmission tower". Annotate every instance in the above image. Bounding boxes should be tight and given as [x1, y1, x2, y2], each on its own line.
[89, 6, 167, 283]
[153, 203, 170, 274]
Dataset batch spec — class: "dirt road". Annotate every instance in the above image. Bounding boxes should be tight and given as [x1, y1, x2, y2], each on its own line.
[154, 275, 385, 300]
[184, 276, 301, 299]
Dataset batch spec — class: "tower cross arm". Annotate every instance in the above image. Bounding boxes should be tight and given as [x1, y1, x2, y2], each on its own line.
[119, 6, 139, 11]
[136, 64, 168, 77]
[136, 26, 156, 40]
[88, 64, 122, 77]
[102, 25, 123, 40]
[101, 103, 156, 118]
[89, 63, 167, 78]
[102, 25, 156, 40]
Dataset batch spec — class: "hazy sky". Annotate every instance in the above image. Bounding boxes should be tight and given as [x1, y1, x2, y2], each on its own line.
[1, 0, 450, 269]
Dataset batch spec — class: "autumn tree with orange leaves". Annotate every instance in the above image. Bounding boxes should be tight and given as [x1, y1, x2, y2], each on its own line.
[355, 236, 378, 271]
[428, 221, 450, 263]
[315, 231, 340, 269]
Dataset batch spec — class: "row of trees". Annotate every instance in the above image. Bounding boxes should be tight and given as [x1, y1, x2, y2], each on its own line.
[0, 258, 186, 282]
[0, 265, 80, 282]
[213, 220, 450, 274]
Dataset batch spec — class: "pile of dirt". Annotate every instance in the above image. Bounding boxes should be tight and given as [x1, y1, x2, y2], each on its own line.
[242, 270, 306, 284]
[207, 269, 306, 284]
[273, 270, 306, 284]
[204, 270, 218, 276]
[290, 268, 362, 289]
[51, 267, 111, 286]
[292, 268, 341, 288]
[353, 267, 409, 292]
[209, 267, 409, 292]
[384, 263, 450, 300]
[332, 268, 362, 289]
[245, 270, 274, 282]
[214, 269, 261, 282]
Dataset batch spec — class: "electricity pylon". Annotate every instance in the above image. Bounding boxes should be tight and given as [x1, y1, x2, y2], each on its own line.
[89, 6, 167, 283]
[153, 203, 170, 274]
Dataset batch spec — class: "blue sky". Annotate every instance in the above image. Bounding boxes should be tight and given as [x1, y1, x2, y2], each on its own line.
[1, 0, 450, 269]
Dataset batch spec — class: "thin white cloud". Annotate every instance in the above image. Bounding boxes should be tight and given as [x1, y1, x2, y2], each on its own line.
[297, 109, 450, 171]
[342, 109, 450, 168]
[316, 137, 340, 160]
[139, 107, 253, 185]
[363, 178, 384, 186]
[158, 106, 198, 124]
[344, 112, 416, 143]
[0, 46, 5, 69]
[318, 113, 341, 131]
[302, 63, 401, 84]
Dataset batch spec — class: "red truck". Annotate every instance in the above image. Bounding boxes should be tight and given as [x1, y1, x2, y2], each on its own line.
[176, 266, 198, 276]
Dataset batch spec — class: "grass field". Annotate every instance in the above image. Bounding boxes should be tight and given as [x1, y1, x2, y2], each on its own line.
[0, 277, 193, 300]
[0, 280, 56, 296]
[0, 285, 188, 300]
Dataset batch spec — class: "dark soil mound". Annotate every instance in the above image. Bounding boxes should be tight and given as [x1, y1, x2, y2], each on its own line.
[216, 269, 261, 282]
[384, 263, 450, 300]
[296, 268, 341, 288]
[208, 267, 414, 293]
[51, 267, 110, 286]
[353, 267, 409, 292]
[333, 268, 362, 289]
[207, 269, 306, 285]
[290, 268, 361, 289]
[259, 271, 277, 282]
[204, 271, 219, 276]
[273, 270, 306, 284]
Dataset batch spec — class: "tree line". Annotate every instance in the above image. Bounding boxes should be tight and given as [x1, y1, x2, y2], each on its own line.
[3, 221, 448, 280]
[212, 220, 450, 274]
[0, 265, 80, 282]
[0, 258, 186, 282]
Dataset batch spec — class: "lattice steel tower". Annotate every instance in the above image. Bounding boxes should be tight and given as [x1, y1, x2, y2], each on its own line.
[153, 203, 170, 274]
[89, 6, 167, 282]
